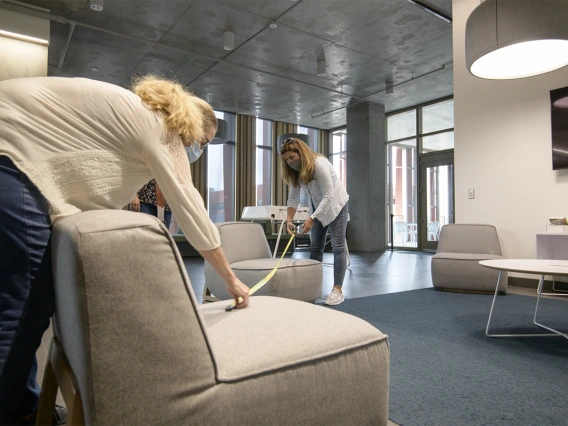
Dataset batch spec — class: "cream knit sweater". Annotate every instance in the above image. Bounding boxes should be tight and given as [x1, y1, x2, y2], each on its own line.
[0, 77, 220, 252]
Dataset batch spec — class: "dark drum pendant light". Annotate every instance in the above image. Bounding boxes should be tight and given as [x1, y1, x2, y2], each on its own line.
[465, 0, 568, 79]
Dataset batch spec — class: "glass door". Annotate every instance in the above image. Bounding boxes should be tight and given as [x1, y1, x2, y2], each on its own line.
[419, 152, 454, 250]
[387, 140, 417, 249]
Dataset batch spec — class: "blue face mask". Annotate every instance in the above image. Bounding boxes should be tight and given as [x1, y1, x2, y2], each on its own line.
[288, 159, 301, 171]
[186, 141, 203, 163]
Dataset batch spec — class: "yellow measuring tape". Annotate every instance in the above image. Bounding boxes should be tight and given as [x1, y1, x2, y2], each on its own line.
[226, 233, 296, 311]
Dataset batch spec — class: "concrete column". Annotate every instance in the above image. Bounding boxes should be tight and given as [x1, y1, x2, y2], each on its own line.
[0, 9, 49, 81]
[346, 102, 386, 252]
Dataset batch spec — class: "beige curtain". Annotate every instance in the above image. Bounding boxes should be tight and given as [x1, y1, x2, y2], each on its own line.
[272, 122, 298, 207]
[235, 114, 256, 220]
[318, 129, 330, 158]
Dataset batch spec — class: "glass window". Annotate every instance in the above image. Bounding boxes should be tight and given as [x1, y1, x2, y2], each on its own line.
[387, 110, 416, 141]
[256, 118, 272, 206]
[208, 111, 236, 222]
[331, 129, 347, 188]
[422, 99, 454, 134]
[422, 131, 454, 152]
[387, 140, 417, 248]
[298, 125, 319, 152]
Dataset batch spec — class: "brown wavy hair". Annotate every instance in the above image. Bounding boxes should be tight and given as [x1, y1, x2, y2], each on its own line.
[132, 75, 217, 146]
[280, 137, 323, 187]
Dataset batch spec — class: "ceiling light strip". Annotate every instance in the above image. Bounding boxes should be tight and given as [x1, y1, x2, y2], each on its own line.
[0, 29, 48, 45]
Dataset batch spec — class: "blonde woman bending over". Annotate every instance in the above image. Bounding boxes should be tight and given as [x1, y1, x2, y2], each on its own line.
[280, 138, 349, 306]
[0, 76, 249, 425]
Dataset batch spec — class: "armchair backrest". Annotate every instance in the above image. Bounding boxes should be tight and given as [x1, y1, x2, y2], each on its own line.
[214, 222, 272, 264]
[436, 224, 502, 255]
[51, 210, 216, 425]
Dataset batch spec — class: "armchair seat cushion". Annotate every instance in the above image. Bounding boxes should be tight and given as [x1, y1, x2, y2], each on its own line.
[200, 296, 387, 381]
[228, 258, 321, 302]
[197, 296, 390, 425]
[432, 255, 507, 292]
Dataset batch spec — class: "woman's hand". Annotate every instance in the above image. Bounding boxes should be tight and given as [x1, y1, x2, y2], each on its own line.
[200, 247, 250, 309]
[130, 195, 140, 212]
[226, 276, 250, 309]
[302, 217, 314, 234]
[286, 221, 296, 234]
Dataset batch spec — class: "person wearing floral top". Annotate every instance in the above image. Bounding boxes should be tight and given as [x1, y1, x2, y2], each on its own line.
[130, 179, 172, 229]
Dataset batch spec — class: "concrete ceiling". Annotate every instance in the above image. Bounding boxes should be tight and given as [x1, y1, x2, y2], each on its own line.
[14, 0, 453, 129]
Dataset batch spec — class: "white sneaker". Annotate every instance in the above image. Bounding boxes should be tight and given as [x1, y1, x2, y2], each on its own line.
[324, 288, 345, 306]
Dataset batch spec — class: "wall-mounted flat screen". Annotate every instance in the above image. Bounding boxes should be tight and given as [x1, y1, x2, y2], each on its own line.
[550, 86, 568, 170]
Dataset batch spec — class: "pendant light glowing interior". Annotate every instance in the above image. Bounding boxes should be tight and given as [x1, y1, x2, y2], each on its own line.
[465, 0, 568, 80]
[471, 39, 568, 79]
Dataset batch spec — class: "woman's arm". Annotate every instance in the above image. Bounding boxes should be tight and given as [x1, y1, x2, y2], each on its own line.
[142, 128, 249, 307]
[311, 159, 335, 220]
[286, 206, 297, 234]
[286, 184, 301, 234]
[200, 247, 249, 308]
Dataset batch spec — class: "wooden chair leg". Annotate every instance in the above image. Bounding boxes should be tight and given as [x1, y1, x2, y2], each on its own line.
[67, 392, 85, 426]
[35, 339, 58, 426]
[36, 337, 85, 426]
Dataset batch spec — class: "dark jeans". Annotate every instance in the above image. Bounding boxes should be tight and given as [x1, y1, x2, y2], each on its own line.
[309, 203, 349, 288]
[139, 202, 172, 230]
[0, 156, 54, 424]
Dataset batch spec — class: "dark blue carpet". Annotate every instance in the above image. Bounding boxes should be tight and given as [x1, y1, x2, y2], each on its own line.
[331, 288, 568, 426]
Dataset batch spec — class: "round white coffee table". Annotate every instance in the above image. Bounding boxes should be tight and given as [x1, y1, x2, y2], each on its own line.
[479, 259, 568, 339]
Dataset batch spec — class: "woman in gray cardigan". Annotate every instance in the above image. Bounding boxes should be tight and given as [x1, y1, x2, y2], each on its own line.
[280, 138, 349, 305]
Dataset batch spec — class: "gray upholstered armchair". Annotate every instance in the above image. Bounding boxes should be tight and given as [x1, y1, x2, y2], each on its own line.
[38, 210, 390, 425]
[431, 224, 508, 293]
[204, 221, 322, 303]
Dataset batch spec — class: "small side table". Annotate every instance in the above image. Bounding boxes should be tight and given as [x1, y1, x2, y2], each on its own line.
[479, 259, 568, 339]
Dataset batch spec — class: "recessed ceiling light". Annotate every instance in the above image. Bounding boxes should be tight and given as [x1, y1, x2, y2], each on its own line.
[90, 67, 99, 72]
[269, 21, 278, 29]
[90, 0, 103, 12]
[317, 60, 326, 77]
[223, 31, 234, 51]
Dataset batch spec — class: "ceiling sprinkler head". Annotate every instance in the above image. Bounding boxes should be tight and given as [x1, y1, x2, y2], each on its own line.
[90, 0, 103, 12]
[90, 67, 99, 72]
[386, 81, 394, 96]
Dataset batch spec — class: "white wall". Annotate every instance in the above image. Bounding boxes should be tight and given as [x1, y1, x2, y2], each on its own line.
[453, 0, 568, 265]
[0, 36, 48, 80]
[0, 9, 49, 81]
